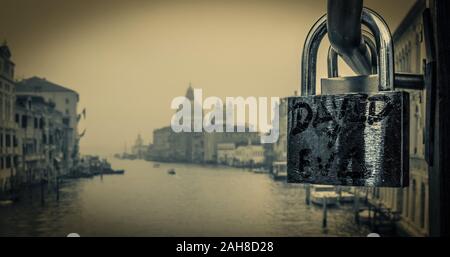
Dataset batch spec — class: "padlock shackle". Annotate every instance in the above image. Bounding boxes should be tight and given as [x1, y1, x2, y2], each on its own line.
[327, 31, 378, 78]
[301, 8, 394, 96]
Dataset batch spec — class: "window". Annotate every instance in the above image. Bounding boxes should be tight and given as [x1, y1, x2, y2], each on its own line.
[63, 117, 70, 126]
[0, 93, 3, 120]
[65, 98, 70, 104]
[65, 109, 70, 115]
[39, 118, 45, 129]
[34, 117, 38, 129]
[13, 135, 17, 147]
[15, 113, 19, 124]
[0, 157, 3, 169]
[21, 115, 27, 129]
[5, 134, 11, 147]
[33, 139, 37, 153]
[5, 156, 11, 168]
[0, 133, 3, 147]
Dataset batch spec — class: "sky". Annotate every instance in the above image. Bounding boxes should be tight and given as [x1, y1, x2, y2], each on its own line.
[0, 0, 416, 155]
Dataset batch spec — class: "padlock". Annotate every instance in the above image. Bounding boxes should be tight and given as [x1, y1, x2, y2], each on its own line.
[287, 8, 409, 187]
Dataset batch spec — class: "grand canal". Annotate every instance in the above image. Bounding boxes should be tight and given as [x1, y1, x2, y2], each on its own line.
[0, 158, 371, 236]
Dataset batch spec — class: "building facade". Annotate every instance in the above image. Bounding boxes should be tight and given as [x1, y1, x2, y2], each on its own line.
[131, 134, 147, 159]
[15, 95, 68, 186]
[203, 130, 260, 163]
[272, 98, 288, 164]
[367, 0, 429, 236]
[148, 85, 261, 164]
[16, 77, 79, 172]
[217, 142, 264, 167]
[0, 43, 19, 197]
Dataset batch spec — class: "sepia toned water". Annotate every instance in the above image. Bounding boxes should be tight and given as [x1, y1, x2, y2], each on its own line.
[0, 158, 370, 237]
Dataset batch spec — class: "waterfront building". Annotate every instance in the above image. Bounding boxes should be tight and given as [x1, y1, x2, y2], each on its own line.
[217, 143, 236, 166]
[366, 0, 429, 236]
[147, 126, 190, 162]
[16, 77, 80, 171]
[149, 85, 260, 164]
[148, 126, 173, 161]
[217, 142, 264, 167]
[0, 43, 19, 196]
[271, 98, 288, 164]
[15, 95, 68, 185]
[232, 143, 265, 167]
[131, 134, 147, 159]
[263, 95, 289, 176]
[203, 129, 260, 164]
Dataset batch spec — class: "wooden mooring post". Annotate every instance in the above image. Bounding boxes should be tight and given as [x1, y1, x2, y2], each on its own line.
[322, 197, 328, 229]
[305, 184, 311, 205]
[40, 177, 45, 206]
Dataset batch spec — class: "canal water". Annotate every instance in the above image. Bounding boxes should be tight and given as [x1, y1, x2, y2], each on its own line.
[0, 158, 371, 237]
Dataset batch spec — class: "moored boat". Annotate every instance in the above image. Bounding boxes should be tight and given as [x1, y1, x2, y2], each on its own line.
[167, 168, 176, 175]
[271, 161, 287, 181]
[102, 168, 125, 175]
[338, 191, 355, 203]
[252, 167, 267, 174]
[311, 185, 339, 206]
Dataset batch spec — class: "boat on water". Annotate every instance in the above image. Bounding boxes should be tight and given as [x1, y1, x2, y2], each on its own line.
[252, 167, 267, 174]
[153, 163, 160, 168]
[103, 168, 125, 175]
[271, 161, 287, 181]
[0, 193, 18, 206]
[311, 185, 339, 206]
[338, 191, 355, 203]
[0, 200, 14, 206]
[358, 210, 372, 224]
[167, 168, 176, 175]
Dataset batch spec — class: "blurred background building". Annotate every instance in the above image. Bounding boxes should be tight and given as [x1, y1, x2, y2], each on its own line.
[0, 43, 19, 196]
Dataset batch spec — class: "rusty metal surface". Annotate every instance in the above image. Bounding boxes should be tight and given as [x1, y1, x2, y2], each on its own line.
[287, 91, 409, 187]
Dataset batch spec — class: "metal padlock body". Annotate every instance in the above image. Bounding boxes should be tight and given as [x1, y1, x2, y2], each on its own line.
[287, 8, 409, 187]
[287, 91, 409, 187]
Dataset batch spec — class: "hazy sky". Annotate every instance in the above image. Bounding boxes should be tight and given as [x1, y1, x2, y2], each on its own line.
[0, 0, 415, 155]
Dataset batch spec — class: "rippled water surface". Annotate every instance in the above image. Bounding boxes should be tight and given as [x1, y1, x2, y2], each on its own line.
[0, 159, 370, 236]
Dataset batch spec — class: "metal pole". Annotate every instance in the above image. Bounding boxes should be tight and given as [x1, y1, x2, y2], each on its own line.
[56, 169, 60, 202]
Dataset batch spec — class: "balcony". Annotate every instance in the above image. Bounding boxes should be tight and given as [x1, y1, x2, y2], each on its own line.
[24, 153, 46, 162]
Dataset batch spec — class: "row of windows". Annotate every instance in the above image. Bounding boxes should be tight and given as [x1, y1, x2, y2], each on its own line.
[0, 131, 61, 149]
[0, 156, 19, 169]
[395, 29, 422, 74]
[0, 81, 13, 92]
[15, 114, 46, 129]
[0, 133, 18, 148]
[0, 91, 13, 122]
